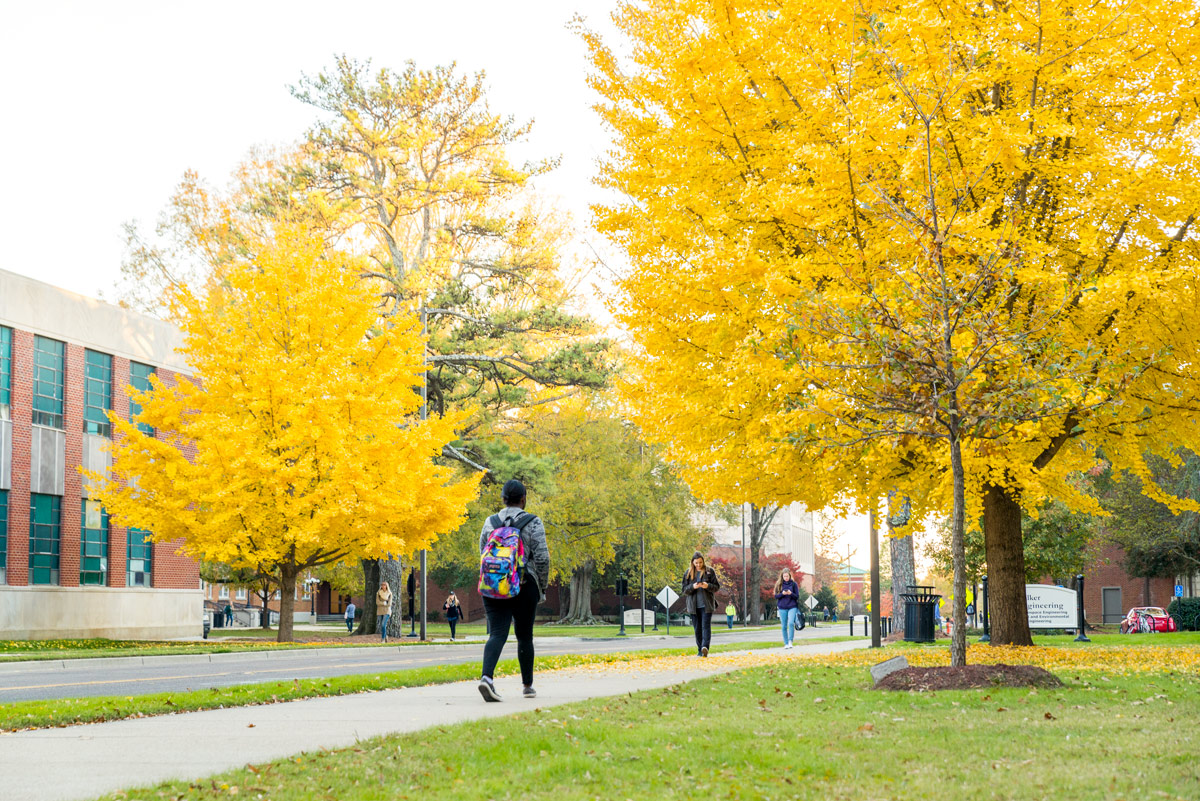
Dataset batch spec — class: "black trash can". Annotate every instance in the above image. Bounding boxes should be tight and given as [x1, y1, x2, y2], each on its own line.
[901, 585, 941, 643]
[211, 611, 224, 628]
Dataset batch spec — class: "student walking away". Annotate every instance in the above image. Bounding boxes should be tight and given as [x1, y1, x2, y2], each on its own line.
[345, 601, 357, 633]
[443, 592, 464, 641]
[775, 569, 801, 648]
[223, 603, 233, 627]
[477, 479, 550, 702]
[822, 605, 830, 622]
[725, 601, 737, 630]
[682, 551, 720, 657]
[376, 582, 393, 642]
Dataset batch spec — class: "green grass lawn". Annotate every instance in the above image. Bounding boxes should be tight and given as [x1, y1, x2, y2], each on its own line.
[1, 623, 781, 662]
[101, 657, 1200, 801]
[0, 642, 777, 731]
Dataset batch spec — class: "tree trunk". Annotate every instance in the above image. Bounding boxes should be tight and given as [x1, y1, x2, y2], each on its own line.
[356, 558, 379, 636]
[277, 565, 297, 643]
[949, 433, 968, 667]
[747, 504, 779, 625]
[259, 579, 272, 629]
[888, 524, 916, 638]
[982, 483, 1034, 646]
[560, 561, 597, 624]
[380, 557, 405, 639]
[749, 528, 763, 625]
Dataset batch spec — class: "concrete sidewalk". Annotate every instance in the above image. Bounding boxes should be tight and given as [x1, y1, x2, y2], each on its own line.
[0, 639, 868, 801]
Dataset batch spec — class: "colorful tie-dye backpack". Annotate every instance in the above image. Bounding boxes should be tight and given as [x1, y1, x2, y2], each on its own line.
[479, 513, 534, 600]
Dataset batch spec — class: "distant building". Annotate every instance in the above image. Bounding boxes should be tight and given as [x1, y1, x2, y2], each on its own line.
[694, 502, 816, 592]
[0, 269, 201, 639]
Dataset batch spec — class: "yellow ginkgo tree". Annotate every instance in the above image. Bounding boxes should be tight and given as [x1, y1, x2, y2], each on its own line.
[91, 224, 480, 641]
[583, 0, 1200, 662]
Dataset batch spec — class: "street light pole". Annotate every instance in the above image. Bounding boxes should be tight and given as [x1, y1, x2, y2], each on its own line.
[869, 502, 881, 648]
[741, 504, 747, 627]
[640, 530, 646, 634]
[419, 304, 428, 641]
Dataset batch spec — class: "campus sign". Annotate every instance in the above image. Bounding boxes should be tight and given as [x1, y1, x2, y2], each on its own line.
[1025, 584, 1077, 628]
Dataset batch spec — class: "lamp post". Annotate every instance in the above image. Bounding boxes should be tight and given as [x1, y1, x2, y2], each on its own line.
[741, 504, 747, 627]
[980, 574, 990, 643]
[640, 530, 647, 634]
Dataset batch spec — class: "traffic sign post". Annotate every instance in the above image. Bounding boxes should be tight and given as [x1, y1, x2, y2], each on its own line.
[656, 586, 679, 636]
[1176, 585, 1185, 598]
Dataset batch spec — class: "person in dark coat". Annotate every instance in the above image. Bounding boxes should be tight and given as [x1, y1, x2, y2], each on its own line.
[443, 591, 464, 641]
[682, 551, 720, 657]
[774, 569, 801, 648]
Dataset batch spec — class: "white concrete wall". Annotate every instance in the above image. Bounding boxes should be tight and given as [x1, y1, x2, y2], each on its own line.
[0, 586, 204, 640]
[0, 268, 188, 372]
[697, 503, 816, 570]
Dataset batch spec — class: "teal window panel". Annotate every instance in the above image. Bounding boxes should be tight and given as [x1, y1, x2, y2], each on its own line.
[0, 489, 8, 580]
[0, 326, 11, 408]
[32, 336, 66, 429]
[29, 493, 60, 585]
[129, 362, 156, 437]
[84, 350, 113, 436]
[127, 527, 152, 587]
[80, 499, 108, 586]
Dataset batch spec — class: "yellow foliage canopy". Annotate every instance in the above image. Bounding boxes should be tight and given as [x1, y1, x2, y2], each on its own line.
[91, 225, 479, 597]
[585, 0, 1200, 520]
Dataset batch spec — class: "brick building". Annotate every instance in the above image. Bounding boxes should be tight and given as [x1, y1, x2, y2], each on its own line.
[1080, 542, 1183, 625]
[0, 269, 201, 639]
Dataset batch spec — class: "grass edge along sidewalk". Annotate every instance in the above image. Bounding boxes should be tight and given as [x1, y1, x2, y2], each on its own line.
[0, 641, 782, 732]
[99, 646, 1200, 801]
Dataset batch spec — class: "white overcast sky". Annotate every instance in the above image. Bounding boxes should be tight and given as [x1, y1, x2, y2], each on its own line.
[0, 0, 621, 300]
[0, 0, 882, 565]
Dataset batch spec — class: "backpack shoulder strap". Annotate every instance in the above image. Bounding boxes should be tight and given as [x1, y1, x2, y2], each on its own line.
[511, 512, 536, 532]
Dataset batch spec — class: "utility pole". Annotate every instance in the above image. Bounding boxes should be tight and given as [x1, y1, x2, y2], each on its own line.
[640, 530, 646, 634]
[869, 503, 881, 648]
[741, 504, 747, 627]
[419, 304, 428, 641]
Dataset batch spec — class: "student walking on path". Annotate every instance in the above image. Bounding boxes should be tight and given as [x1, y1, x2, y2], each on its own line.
[725, 601, 737, 629]
[682, 551, 719, 657]
[775, 569, 801, 648]
[477, 479, 550, 702]
[344, 601, 356, 633]
[443, 592, 464, 641]
[376, 582, 393, 642]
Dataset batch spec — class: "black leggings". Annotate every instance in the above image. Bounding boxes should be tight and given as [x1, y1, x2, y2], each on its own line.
[692, 609, 713, 653]
[448, 619, 457, 639]
[481, 580, 539, 685]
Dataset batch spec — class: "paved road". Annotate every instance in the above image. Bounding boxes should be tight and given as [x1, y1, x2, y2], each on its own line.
[0, 624, 856, 702]
[1, 638, 871, 801]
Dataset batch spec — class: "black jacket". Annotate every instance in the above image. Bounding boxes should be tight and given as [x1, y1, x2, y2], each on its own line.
[682, 567, 720, 613]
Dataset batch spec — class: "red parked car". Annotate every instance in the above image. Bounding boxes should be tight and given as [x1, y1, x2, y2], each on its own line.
[1120, 607, 1177, 634]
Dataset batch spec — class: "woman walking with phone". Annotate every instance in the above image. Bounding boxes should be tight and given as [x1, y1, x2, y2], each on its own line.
[682, 551, 720, 657]
[774, 569, 801, 648]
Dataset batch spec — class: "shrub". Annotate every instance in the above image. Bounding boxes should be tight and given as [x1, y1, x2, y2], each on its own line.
[1167, 597, 1200, 630]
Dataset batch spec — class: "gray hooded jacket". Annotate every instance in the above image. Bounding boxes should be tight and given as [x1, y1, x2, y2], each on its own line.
[479, 506, 551, 601]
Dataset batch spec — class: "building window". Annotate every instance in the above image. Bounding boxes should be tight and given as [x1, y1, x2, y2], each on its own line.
[80, 500, 109, 585]
[129, 362, 156, 437]
[127, 528, 152, 587]
[0, 325, 11, 413]
[0, 490, 7, 584]
[218, 584, 229, 600]
[29, 494, 61, 585]
[84, 350, 113, 436]
[235, 587, 247, 601]
[32, 336, 65, 429]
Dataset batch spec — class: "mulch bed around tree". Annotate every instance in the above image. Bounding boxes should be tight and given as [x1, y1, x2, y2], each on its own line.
[876, 664, 1063, 692]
